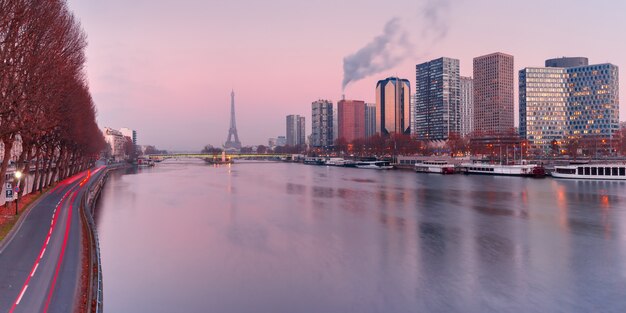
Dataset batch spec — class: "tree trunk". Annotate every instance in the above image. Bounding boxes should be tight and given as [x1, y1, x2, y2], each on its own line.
[18, 144, 32, 197]
[52, 146, 64, 182]
[33, 146, 41, 194]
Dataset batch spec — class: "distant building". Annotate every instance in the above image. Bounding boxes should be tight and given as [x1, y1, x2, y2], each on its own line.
[519, 67, 569, 153]
[545, 57, 589, 68]
[276, 136, 287, 147]
[564, 62, 619, 139]
[102, 127, 127, 161]
[375, 77, 411, 136]
[286, 115, 305, 146]
[415, 57, 460, 140]
[473, 52, 515, 135]
[365, 103, 377, 138]
[0, 135, 22, 164]
[120, 128, 137, 145]
[332, 106, 338, 141]
[311, 100, 334, 148]
[519, 58, 620, 152]
[338, 99, 366, 143]
[460, 76, 474, 137]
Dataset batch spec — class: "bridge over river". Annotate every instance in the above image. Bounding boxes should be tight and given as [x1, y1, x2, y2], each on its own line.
[145, 153, 290, 162]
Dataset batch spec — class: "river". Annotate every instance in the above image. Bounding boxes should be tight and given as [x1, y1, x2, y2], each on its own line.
[95, 160, 626, 313]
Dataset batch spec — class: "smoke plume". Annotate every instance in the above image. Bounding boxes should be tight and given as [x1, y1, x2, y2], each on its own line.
[341, 0, 453, 90]
[422, 0, 451, 40]
[341, 18, 412, 90]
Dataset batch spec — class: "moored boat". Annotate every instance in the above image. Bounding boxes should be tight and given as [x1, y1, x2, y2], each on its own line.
[325, 158, 356, 167]
[355, 161, 393, 170]
[414, 160, 456, 174]
[304, 157, 326, 165]
[459, 163, 545, 177]
[552, 163, 626, 180]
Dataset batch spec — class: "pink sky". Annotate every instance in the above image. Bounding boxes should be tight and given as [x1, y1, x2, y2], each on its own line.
[67, 0, 626, 151]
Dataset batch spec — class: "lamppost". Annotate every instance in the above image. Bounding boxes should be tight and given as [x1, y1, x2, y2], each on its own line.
[14, 170, 22, 215]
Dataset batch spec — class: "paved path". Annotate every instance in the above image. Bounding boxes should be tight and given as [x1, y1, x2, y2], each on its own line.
[0, 166, 106, 312]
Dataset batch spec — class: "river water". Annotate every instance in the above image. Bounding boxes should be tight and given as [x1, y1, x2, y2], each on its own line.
[95, 160, 626, 313]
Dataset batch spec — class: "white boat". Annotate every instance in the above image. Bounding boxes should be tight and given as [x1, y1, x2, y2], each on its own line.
[355, 161, 393, 170]
[325, 158, 356, 167]
[414, 160, 456, 174]
[552, 163, 626, 180]
[460, 163, 545, 177]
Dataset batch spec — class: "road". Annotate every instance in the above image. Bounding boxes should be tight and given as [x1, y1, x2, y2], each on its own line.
[0, 166, 106, 313]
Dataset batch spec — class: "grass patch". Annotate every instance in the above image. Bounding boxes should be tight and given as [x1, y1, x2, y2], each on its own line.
[0, 187, 51, 242]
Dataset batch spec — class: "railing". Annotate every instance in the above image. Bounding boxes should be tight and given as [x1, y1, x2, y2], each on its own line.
[82, 166, 126, 313]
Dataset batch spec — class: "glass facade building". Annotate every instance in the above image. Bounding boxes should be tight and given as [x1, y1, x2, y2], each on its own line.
[365, 103, 376, 139]
[519, 68, 568, 153]
[566, 63, 619, 138]
[311, 100, 334, 148]
[375, 77, 411, 136]
[414, 57, 460, 140]
[460, 77, 474, 137]
[286, 115, 305, 147]
[519, 60, 619, 153]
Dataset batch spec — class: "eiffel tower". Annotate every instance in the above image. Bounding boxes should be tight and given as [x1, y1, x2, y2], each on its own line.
[224, 90, 242, 151]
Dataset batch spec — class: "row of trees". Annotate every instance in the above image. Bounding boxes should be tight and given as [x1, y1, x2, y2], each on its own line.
[1, 0, 104, 196]
[276, 130, 626, 159]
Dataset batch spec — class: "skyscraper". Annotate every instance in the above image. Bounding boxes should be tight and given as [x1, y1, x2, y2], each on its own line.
[375, 77, 411, 136]
[337, 99, 366, 143]
[563, 63, 619, 139]
[519, 58, 619, 152]
[415, 57, 460, 140]
[460, 77, 474, 137]
[473, 52, 515, 135]
[519, 67, 568, 153]
[365, 103, 377, 138]
[286, 115, 305, 147]
[311, 100, 334, 148]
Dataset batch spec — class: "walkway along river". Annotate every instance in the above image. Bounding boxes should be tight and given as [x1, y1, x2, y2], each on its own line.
[95, 159, 626, 313]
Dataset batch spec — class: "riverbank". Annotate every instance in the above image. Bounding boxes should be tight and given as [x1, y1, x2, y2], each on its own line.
[78, 164, 129, 313]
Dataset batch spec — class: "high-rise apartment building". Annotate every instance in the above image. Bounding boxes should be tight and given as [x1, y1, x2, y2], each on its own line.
[375, 77, 411, 136]
[520, 58, 619, 152]
[460, 76, 474, 137]
[337, 99, 366, 143]
[473, 52, 515, 135]
[415, 57, 460, 140]
[286, 115, 305, 146]
[311, 100, 334, 148]
[519, 68, 568, 152]
[365, 103, 377, 138]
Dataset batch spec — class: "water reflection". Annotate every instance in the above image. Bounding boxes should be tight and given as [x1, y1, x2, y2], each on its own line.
[96, 161, 626, 313]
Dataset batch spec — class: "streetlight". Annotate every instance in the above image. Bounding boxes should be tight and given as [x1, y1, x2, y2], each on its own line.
[14, 170, 22, 215]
